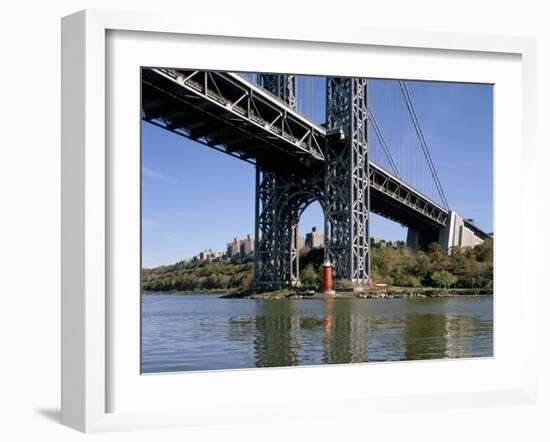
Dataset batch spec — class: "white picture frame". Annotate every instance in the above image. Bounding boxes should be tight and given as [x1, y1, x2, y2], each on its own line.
[61, 9, 537, 433]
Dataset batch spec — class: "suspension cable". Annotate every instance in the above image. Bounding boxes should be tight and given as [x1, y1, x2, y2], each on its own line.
[399, 81, 449, 209]
[367, 105, 401, 178]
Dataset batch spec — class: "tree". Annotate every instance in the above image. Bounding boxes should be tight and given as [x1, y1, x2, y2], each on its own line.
[474, 239, 493, 262]
[413, 252, 432, 283]
[300, 264, 320, 289]
[431, 270, 457, 289]
[406, 275, 423, 288]
[426, 243, 451, 272]
[239, 273, 253, 291]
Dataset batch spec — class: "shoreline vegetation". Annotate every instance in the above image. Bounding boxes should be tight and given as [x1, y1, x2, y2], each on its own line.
[142, 240, 493, 300]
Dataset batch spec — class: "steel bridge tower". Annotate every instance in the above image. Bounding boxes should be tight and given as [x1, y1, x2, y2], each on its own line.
[252, 75, 370, 289]
[325, 78, 370, 286]
[254, 74, 312, 289]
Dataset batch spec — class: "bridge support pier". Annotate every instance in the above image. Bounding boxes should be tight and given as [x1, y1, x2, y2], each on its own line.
[253, 75, 371, 290]
[324, 77, 370, 286]
[407, 216, 488, 254]
[253, 168, 278, 289]
[253, 74, 299, 290]
[438, 210, 487, 251]
[406, 228, 420, 253]
[406, 226, 440, 253]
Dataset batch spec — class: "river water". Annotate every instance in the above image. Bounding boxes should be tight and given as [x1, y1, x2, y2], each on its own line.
[141, 294, 493, 373]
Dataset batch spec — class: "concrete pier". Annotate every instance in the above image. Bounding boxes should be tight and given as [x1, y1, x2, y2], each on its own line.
[406, 210, 490, 253]
[438, 210, 487, 251]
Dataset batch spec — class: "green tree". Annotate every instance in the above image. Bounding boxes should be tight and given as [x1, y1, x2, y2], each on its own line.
[406, 275, 423, 288]
[239, 272, 253, 291]
[300, 264, 320, 289]
[431, 270, 457, 288]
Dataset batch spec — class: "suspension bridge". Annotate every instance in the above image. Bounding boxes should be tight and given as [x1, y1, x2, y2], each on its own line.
[141, 68, 491, 289]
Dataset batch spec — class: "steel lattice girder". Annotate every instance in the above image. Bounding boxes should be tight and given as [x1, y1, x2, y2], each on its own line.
[254, 73, 298, 289]
[368, 164, 448, 226]
[142, 68, 324, 168]
[276, 168, 325, 286]
[253, 169, 278, 286]
[254, 73, 313, 289]
[253, 166, 324, 289]
[258, 74, 298, 110]
[325, 78, 370, 285]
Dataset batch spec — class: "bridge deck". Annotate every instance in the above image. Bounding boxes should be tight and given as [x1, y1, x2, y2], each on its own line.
[142, 68, 325, 170]
[142, 67, 448, 228]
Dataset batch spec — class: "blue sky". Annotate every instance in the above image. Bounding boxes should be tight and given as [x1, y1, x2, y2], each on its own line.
[142, 76, 493, 268]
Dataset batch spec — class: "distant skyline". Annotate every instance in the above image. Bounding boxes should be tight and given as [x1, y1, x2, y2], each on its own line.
[142, 75, 493, 268]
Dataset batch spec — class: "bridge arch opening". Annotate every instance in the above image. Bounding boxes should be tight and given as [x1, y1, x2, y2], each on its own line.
[273, 185, 325, 288]
[298, 199, 325, 289]
[297, 200, 325, 288]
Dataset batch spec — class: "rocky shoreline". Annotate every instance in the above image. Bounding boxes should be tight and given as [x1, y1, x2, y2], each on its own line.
[142, 287, 492, 300]
[221, 286, 493, 300]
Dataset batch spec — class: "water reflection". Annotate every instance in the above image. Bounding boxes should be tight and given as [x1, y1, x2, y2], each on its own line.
[403, 313, 448, 360]
[142, 295, 493, 373]
[257, 298, 490, 367]
[322, 299, 370, 364]
[253, 301, 301, 367]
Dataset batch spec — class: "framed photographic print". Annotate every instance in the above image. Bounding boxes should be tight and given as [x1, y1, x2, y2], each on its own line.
[61, 9, 537, 432]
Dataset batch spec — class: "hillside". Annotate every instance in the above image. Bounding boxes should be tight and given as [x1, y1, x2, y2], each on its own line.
[142, 258, 254, 292]
[141, 240, 493, 292]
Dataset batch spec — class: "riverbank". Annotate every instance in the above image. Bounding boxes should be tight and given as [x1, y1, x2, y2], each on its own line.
[355, 287, 492, 299]
[142, 288, 240, 296]
[220, 286, 493, 300]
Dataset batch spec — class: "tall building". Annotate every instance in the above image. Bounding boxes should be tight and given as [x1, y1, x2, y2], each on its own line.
[296, 234, 305, 251]
[371, 237, 405, 249]
[305, 226, 324, 249]
[227, 233, 255, 260]
[194, 248, 224, 262]
[227, 237, 242, 259]
[242, 233, 255, 256]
